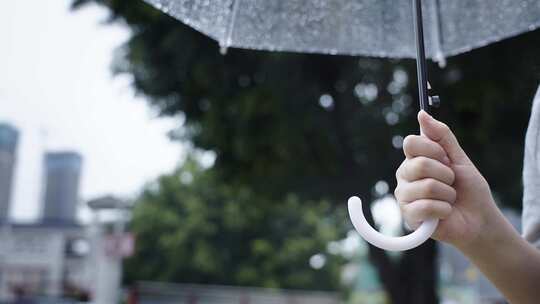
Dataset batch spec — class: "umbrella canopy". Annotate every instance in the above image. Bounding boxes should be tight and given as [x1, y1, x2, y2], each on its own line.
[144, 0, 540, 64]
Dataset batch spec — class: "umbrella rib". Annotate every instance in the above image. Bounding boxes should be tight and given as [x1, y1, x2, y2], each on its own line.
[221, 0, 242, 54]
[430, 0, 446, 67]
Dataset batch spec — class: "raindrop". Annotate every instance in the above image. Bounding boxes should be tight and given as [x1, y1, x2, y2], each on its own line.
[371, 196, 403, 236]
[198, 150, 216, 168]
[309, 253, 327, 269]
[401, 95, 412, 107]
[319, 94, 334, 109]
[327, 241, 341, 255]
[180, 171, 194, 184]
[354, 83, 378, 104]
[392, 99, 406, 113]
[374, 180, 389, 196]
[393, 69, 408, 87]
[387, 82, 401, 95]
[392, 135, 404, 149]
[388, 69, 408, 95]
[364, 84, 378, 101]
[385, 112, 399, 125]
[342, 230, 363, 258]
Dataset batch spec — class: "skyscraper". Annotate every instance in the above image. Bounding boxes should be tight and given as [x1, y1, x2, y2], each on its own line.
[0, 123, 19, 222]
[42, 151, 82, 224]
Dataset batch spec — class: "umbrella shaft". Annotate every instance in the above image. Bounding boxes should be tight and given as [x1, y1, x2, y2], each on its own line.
[412, 0, 430, 114]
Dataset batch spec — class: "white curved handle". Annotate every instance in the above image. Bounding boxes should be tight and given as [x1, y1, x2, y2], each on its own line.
[347, 196, 438, 251]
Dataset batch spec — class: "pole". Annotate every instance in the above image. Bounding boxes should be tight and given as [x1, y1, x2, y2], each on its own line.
[412, 0, 430, 113]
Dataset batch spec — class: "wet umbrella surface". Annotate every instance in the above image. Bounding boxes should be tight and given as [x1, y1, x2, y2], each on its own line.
[144, 0, 540, 64]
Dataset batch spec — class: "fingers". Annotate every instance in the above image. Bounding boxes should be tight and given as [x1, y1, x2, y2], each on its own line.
[397, 156, 455, 185]
[396, 112, 465, 230]
[403, 135, 449, 165]
[417, 111, 471, 165]
[400, 199, 452, 229]
[396, 178, 456, 229]
[395, 178, 457, 204]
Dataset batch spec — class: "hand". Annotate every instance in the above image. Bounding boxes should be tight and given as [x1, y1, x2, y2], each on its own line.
[395, 111, 499, 249]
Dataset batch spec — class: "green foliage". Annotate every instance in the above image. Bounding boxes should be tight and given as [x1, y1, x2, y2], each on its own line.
[124, 159, 346, 290]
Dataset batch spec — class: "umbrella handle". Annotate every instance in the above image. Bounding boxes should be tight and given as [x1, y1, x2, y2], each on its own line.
[347, 196, 438, 251]
[347, 0, 440, 252]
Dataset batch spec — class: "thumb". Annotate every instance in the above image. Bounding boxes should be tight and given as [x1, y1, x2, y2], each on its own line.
[418, 110, 471, 165]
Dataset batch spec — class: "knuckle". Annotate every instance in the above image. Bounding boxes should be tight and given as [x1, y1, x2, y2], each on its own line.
[442, 204, 453, 217]
[413, 157, 430, 175]
[447, 169, 456, 185]
[418, 201, 433, 217]
[394, 186, 402, 199]
[400, 204, 415, 222]
[449, 188, 457, 202]
[436, 145, 447, 159]
[423, 179, 439, 196]
[439, 121, 449, 130]
[402, 135, 418, 152]
[440, 122, 451, 134]
[398, 201, 407, 213]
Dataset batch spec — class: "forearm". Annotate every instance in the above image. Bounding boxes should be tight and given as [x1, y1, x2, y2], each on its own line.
[458, 208, 540, 304]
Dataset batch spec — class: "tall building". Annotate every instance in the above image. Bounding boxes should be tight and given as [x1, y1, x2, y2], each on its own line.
[42, 151, 83, 224]
[0, 123, 19, 222]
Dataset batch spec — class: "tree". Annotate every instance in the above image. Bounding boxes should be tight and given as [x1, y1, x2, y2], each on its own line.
[73, 0, 540, 302]
[124, 159, 346, 291]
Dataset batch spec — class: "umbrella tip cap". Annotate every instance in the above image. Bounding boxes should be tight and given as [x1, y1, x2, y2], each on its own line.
[220, 46, 228, 55]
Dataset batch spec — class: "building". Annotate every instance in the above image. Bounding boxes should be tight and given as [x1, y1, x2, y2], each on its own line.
[0, 123, 19, 222]
[42, 152, 83, 224]
[0, 222, 91, 301]
[0, 124, 92, 302]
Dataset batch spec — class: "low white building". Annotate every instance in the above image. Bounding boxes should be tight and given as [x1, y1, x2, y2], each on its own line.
[0, 221, 92, 302]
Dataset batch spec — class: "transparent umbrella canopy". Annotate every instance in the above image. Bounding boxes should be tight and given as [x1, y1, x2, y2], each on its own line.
[144, 0, 540, 64]
[142, 0, 540, 252]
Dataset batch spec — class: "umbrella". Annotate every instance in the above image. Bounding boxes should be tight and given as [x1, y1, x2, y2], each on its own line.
[143, 0, 540, 251]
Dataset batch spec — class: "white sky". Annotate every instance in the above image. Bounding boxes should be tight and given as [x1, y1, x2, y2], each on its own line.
[0, 0, 185, 222]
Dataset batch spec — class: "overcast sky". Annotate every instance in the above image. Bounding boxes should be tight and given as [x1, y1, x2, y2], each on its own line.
[0, 0, 184, 222]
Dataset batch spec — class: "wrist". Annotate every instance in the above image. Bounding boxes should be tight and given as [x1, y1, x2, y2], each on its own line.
[453, 205, 540, 304]
[457, 203, 519, 259]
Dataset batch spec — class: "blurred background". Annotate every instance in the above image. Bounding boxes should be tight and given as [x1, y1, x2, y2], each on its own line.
[0, 0, 538, 303]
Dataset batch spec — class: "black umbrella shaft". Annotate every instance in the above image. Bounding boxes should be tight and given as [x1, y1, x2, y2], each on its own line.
[412, 0, 429, 113]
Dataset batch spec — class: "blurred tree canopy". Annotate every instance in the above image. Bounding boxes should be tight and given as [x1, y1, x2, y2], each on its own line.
[125, 159, 346, 290]
[73, 0, 540, 303]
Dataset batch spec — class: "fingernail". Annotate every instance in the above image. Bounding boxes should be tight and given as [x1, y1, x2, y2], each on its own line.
[419, 110, 433, 122]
